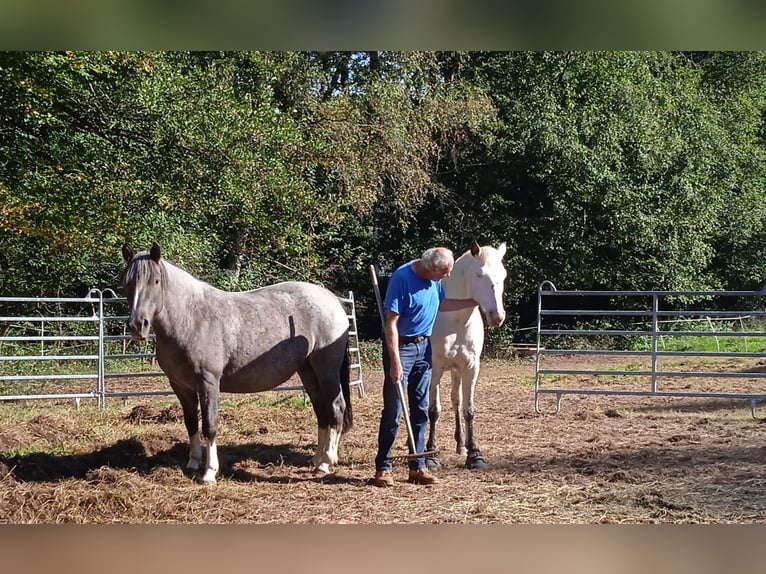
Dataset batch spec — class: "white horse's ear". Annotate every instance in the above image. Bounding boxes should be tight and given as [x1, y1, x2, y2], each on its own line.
[470, 240, 481, 257]
[497, 242, 507, 258]
[150, 242, 162, 263]
[122, 243, 136, 263]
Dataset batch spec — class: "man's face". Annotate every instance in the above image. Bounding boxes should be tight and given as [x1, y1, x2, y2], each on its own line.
[429, 261, 453, 281]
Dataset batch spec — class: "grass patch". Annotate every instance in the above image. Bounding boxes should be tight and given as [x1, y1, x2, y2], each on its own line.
[622, 333, 766, 353]
[221, 393, 311, 410]
[658, 335, 766, 353]
[358, 339, 383, 370]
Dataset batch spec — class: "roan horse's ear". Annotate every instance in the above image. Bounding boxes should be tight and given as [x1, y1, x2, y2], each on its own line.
[470, 239, 481, 257]
[149, 242, 162, 263]
[497, 242, 507, 258]
[122, 243, 136, 263]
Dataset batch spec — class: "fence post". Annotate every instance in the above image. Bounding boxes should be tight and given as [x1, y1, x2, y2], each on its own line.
[651, 293, 659, 393]
[90, 288, 106, 409]
[534, 281, 557, 414]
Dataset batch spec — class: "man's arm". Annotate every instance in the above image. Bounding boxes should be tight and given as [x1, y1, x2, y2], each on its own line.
[384, 310, 404, 384]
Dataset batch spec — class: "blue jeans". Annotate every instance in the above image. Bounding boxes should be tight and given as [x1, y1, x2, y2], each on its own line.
[375, 337, 432, 471]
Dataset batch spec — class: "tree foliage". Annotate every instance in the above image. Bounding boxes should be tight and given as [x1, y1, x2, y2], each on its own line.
[418, 51, 766, 301]
[1, 51, 765, 342]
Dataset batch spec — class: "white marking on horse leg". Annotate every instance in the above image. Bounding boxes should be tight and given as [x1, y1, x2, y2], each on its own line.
[313, 425, 335, 475]
[327, 426, 341, 466]
[187, 431, 203, 470]
[311, 427, 330, 474]
[201, 438, 219, 484]
[312, 425, 340, 475]
[311, 427, 327, 466]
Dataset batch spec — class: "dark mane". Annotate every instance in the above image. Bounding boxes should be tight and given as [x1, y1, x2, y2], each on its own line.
[123, 252, 168, 292]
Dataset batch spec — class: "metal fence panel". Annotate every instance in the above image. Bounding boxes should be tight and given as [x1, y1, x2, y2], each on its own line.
[534, 281, 766, 417]
[0, 288, 363, 408]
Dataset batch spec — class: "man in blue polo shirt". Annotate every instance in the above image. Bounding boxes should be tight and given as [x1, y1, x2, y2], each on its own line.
[373, 247, 478, 487]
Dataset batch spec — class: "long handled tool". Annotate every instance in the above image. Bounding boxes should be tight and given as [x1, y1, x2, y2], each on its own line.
[369, 264, 438, 460]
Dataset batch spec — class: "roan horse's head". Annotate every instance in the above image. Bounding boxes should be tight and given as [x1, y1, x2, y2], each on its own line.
[465, 239, 507, 327]
[121, 242, 164, 341]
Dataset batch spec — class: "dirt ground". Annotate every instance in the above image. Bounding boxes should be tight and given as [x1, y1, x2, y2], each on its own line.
[2, 355, 766, 523]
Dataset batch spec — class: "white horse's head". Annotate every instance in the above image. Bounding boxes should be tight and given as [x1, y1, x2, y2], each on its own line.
[462, 240, 508, 327]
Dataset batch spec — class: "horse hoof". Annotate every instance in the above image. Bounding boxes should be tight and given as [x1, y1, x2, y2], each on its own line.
[198, 472, 218, 485]
[465, 449, 489, 470]
[425, 455, 441, 472]
[313, 463, 333, 476]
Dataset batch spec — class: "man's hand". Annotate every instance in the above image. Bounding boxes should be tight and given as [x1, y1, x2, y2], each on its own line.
[389, 358, 403, 386]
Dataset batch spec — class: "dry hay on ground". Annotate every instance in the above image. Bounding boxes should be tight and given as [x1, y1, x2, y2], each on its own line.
[1, 357, 766, 523]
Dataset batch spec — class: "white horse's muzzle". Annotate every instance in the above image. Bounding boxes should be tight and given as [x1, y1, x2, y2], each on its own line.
[486, 310, 506, 327]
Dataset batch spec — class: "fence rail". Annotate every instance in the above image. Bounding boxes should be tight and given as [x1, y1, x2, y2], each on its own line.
[534, 281, 766, 417]
[0, 288, 363, 408]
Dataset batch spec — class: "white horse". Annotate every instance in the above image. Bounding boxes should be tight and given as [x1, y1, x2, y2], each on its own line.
[426, 240, 507, 470]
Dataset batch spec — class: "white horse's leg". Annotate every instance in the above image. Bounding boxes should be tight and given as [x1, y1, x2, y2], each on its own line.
[426, 361, 445, 471]
[450, 367, 466, 455]
[463, 361, 489, 470]
[427, 363, 443, 449]
[188, 431, 203, 470]
[463, 364, 480, 452]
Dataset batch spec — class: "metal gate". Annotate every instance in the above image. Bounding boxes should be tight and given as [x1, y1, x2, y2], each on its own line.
[0, 289, 364, 408]
[535, 281, 766, 416]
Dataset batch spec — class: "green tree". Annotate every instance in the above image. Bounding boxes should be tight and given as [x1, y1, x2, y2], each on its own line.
[0, 51, 148, 295]
[423, 51, 766, 305]
[0, 51, 496, 300]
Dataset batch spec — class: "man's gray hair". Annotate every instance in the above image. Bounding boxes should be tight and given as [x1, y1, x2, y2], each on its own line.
[421, 247, 454, 270]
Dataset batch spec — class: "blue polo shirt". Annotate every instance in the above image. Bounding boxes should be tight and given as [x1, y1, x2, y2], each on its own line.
[384, 261, 445, 337]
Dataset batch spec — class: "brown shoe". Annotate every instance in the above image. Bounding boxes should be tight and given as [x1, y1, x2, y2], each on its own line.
[408, 468, 438, 485]
[373, 469, 394, 487]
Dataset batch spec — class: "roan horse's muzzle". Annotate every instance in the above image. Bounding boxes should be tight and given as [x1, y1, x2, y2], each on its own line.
[128, 315, 151, 341]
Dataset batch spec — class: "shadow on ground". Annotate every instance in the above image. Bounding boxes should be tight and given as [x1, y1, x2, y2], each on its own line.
[0, 439, 350, 484]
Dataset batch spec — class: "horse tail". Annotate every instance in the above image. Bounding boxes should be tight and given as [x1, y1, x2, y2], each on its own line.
[340, 343, 353, 433]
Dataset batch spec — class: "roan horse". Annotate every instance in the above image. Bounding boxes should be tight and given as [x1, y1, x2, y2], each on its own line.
[121, 242, 352, 484]
[426, 240, 507, 471]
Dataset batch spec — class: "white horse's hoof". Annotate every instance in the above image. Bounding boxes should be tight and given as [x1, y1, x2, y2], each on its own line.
[465, 449, 489, 470]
